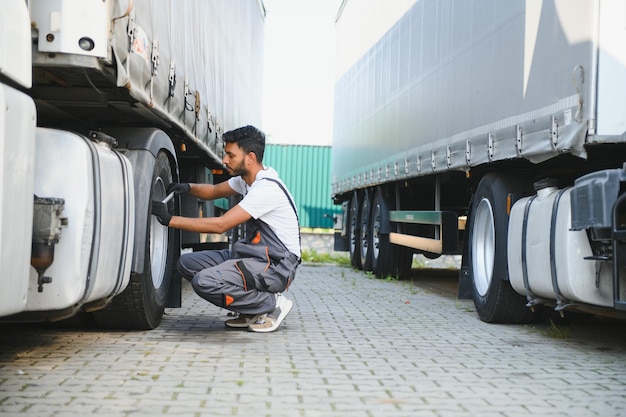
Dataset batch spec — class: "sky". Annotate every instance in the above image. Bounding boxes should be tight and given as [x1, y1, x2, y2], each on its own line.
[261, 0, 342, 146]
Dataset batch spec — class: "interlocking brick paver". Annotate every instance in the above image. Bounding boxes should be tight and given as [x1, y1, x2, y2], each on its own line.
[1, 264, 626, 416]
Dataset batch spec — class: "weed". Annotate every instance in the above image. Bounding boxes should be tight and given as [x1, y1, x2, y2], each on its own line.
[411, 256, 427, 269]
[545, 319, 570, 339]
[301, 249, 350, 266]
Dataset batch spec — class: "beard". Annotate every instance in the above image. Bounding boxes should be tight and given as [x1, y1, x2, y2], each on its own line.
[226, 159, 249, 177]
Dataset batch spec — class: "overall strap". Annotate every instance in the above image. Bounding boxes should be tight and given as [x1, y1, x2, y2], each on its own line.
[261, 178, 301, 256]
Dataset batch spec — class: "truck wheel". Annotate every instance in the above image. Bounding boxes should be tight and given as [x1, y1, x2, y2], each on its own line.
[468, 174, 534, 323]
[94, 151, 177, 329]
[359, 190, 373, 271]
[348, 193, 362, 269]
[371, 189, 413, 279]
[371, 189, 387, 276]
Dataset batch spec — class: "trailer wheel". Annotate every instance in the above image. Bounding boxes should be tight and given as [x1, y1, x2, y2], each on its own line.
[371, 190, 386, 276]
[468, 174, 534, 323]
[359, 190, 373, 271]
[371, 189, 412, 278]
[95, 151, 177, 329]
[348, 193, 362, 269]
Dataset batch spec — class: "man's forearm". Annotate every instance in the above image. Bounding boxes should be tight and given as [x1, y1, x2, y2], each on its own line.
[188, 183, 216, 200]
[168, 215, 229, 234]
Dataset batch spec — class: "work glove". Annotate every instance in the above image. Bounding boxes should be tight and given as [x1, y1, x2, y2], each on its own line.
[167, 182, 191, 196]
[151, 201, 172, 226]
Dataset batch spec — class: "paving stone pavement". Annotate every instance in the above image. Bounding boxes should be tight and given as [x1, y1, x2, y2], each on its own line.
[1, 264, 626, 417]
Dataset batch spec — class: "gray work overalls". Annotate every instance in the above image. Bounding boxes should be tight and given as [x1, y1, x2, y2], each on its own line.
[177, 180, 300, 315]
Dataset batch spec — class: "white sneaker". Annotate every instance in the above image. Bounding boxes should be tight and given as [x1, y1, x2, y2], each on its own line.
[224, 313, 264, 328]
[248, 294, 293, 333]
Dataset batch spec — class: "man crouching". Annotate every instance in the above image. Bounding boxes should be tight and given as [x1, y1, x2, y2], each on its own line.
[151, 125, 300, 332]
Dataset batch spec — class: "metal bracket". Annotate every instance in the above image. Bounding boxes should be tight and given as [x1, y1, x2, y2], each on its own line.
[195, 91, 201, 121]
[515, 125, 523, 156]
[168, 60, 176, 97]
[551, 116, 558, 149]
[127, 9, 136, 51]
[488, 133, 495, 161]
[183, 78, 192, 114]
[206, 108, 213, 133]
[151, 38, 159, 77]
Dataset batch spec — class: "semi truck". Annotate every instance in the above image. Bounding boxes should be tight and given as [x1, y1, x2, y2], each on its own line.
[332, 0, 626, 322]
[0, 0, 264, 329]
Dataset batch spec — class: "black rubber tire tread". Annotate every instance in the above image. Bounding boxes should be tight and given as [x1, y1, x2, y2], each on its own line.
[94, 151, 177, 330]
[469, 173, 535, 324]
[371, 189, 413, 279]
[392, 246, 414, 280]
[359, 189, 373, 271]
[348, 193, 362, 269]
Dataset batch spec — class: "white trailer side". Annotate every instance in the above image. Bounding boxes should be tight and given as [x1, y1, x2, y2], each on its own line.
[332, 0, 626, 322]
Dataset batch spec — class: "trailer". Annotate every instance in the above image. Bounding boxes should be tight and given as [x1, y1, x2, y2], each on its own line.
[0, 0, 264, 329]
[332, 0, 626, 322]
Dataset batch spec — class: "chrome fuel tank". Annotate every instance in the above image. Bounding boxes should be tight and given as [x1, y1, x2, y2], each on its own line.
[26, 129, 135, 312]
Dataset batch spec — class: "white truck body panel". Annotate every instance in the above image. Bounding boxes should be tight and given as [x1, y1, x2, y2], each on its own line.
[332, 0, 626, 197]
[596, 0, 626, 135]
[29, 0, 109, 58]
[0, 0, 32, 88]
[0, 85, 36, 316]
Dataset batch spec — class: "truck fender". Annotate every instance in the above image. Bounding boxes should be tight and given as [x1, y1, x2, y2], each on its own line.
[100, 128, 179, 274]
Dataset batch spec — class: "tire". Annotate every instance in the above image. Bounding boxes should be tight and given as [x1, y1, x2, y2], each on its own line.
[393, 246, 414, 279]
[359, 190, 373, 271]
[348, 193, 362, 269]
[94, 151, 177, 329]
[468, 174, 534, 323]
[371, 189, 413, 279]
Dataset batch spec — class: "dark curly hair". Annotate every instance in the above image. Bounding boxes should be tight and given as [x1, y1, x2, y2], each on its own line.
[223, 125, 266, 162]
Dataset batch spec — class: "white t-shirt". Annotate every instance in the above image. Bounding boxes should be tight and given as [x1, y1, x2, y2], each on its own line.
[228, 167, 301, 257]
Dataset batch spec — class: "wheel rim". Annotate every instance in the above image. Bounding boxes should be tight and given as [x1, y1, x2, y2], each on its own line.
[360, 197, 369, 260]
[150, 177, 168, 289]
[472, 198, 495, 297]
[349, 198, 358, 257]
[372, 201, 381, 263]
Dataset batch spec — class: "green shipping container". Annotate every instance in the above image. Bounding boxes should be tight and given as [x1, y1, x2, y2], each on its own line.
[264, 144, 339, 229]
